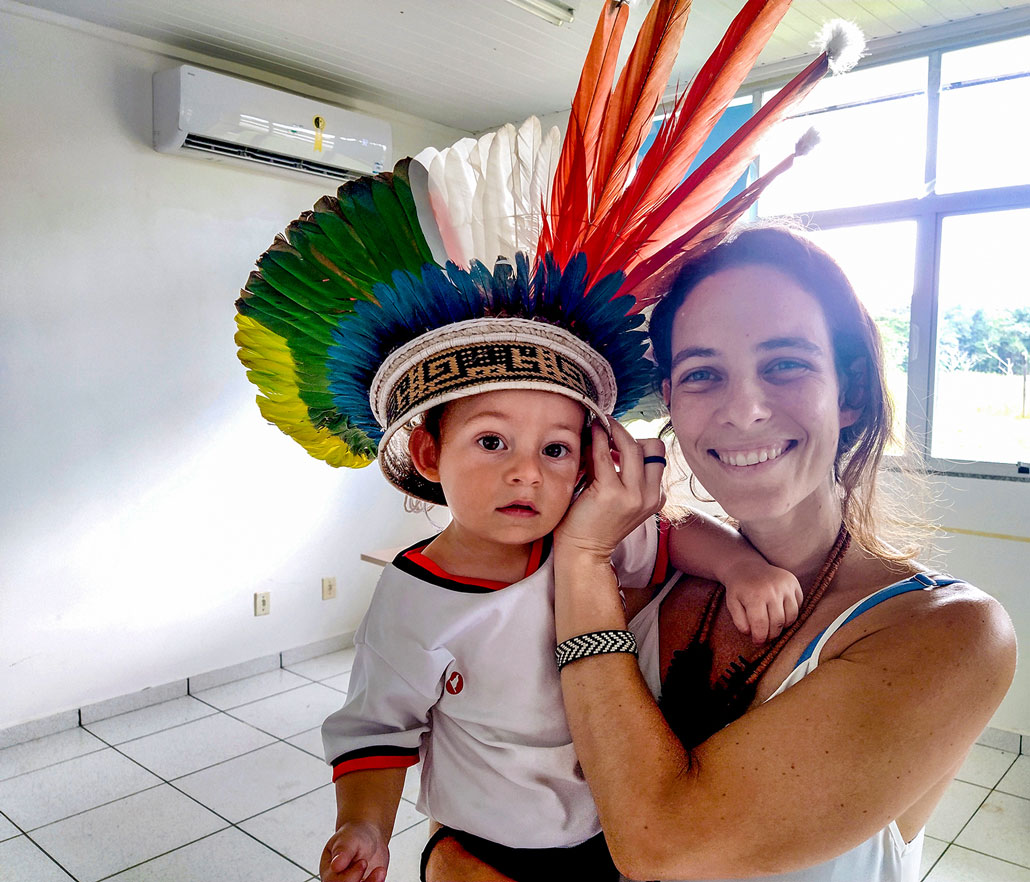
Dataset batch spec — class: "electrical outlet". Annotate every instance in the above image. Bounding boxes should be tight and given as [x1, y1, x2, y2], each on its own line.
[254, 591, 270, 616]
[321, 576, 337, 600]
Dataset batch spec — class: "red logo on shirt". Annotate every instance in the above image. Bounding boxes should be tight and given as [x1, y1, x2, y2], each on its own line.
[445, 671, 464, 694]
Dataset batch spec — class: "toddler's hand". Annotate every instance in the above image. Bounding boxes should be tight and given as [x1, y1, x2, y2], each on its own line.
[321, 820, 390, 882]
[723, 559, 803, 644]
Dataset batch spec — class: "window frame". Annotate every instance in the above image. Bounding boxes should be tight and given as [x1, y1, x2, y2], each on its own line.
[739, 33, 1030, 482]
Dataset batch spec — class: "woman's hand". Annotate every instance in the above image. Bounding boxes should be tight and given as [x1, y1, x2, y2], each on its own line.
[557, 421, 666, 560]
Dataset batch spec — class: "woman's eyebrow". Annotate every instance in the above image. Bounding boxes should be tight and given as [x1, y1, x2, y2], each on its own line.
[758, 337, 823, 354]
[670, 346, 716, 370]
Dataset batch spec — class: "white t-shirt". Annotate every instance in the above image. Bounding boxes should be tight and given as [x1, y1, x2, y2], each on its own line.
[323, 518, 663, 849]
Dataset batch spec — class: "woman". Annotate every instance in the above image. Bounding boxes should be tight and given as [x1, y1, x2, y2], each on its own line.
[550, 224, 1017, 881]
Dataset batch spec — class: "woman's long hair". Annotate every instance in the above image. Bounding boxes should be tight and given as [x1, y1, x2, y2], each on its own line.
[649, 223, 923, 561]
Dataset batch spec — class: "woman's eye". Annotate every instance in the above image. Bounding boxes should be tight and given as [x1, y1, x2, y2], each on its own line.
[766, 359, 809, 377]
[678, 368, 717, 384]
[543, 443, 570, 459]
[477, 435, 506, 451]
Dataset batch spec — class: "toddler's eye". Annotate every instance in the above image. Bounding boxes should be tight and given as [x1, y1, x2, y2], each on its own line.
[477, 435, 506, 451]
[543, 443, 570, 459]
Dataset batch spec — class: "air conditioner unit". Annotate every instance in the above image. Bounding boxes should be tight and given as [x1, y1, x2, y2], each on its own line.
[153, 65, 392, 182]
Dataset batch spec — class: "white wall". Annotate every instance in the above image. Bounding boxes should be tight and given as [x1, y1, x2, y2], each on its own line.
[0, 7, 462, 730]
[927, 476, 1029, 734]
[1, 5, 1026, 738]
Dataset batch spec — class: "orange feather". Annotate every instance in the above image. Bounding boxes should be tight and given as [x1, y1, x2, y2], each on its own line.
[587, 0, 795, 279]
[592, 0, 692, 218]
[629, 53, 827, 267]
[543, 0, 629, 267]
[620, 140, 814, 309]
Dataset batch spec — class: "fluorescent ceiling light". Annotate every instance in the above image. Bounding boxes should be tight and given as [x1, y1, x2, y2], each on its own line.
[504, 0, 575, 27]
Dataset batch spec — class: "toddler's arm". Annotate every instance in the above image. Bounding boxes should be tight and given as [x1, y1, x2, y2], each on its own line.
[320, 768, 406, 882]
[669, 511, 803, 643]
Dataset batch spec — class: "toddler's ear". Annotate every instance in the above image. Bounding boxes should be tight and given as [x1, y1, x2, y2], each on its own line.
[408, 425, 442, 482]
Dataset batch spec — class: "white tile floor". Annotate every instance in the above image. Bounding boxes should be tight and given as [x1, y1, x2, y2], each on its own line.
[0, 647, 1027, 881]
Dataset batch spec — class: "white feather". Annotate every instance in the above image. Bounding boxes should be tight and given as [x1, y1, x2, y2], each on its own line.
[795, 127, 820, 157]
[532, 126, 562, 248]
[512, 116, 541, 253]
[484, 125, 518, 261]
[413, 118, 563, 269]
[409, 149, 450, 265]
[815, 19, 866, 75]
[432, 141, 477, 266]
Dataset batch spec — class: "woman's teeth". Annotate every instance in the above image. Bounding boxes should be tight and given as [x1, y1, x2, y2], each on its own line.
[716, 446, 785, 467]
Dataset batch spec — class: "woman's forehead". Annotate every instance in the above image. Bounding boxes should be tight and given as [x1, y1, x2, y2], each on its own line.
[671, 264, 832, 349]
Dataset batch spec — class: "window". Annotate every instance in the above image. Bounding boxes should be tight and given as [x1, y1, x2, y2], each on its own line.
[750, 33, 1030, 479]
[933, 208, 1030, 465]
[805, 222, 917, 455]
[758, 59, 929, 213]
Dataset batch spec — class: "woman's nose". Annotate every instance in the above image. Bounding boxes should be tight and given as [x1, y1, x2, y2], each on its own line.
[717, 376, 772, 427]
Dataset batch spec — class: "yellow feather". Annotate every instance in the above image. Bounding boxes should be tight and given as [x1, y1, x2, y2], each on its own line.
[235, 315, 374, 469]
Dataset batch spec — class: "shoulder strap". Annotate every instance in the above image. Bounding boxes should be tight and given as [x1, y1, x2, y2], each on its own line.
[795, 573, 961, 666]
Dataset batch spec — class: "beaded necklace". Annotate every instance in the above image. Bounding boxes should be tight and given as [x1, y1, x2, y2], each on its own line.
[658, 524, 851, 752]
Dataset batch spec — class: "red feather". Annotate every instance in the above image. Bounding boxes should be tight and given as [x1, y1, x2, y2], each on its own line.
[586, 0, 795, 281]
[592, 0, 692, 218]
[620, 141, 813, 310]
[598, 51, 828, 282]
[542, 1, 629, 268]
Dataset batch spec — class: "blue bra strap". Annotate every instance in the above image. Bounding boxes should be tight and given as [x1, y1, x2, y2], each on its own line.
[795, 574, 961, 666]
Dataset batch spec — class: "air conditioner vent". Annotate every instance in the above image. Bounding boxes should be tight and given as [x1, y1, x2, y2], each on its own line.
[153, 66, 391, 182]
[182, 134, 360, 182]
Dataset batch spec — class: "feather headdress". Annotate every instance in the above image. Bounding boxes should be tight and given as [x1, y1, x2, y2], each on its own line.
[235, 0, 863, 504]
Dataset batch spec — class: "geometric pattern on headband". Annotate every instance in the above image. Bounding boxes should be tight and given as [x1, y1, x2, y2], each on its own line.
[385, 341, 597, 426]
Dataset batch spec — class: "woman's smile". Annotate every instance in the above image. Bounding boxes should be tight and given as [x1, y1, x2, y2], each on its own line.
[709, 440, 795, 467]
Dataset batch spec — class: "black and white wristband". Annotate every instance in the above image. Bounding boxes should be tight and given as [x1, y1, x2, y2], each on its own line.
[555, 630, 638, 671]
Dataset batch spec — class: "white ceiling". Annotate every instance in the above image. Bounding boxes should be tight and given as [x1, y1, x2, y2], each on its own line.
[13, 0, 1030, 131]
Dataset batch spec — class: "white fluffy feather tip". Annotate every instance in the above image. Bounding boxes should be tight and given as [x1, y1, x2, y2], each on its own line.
[794, 127, 820, 157]
[815, 20, 865, 75]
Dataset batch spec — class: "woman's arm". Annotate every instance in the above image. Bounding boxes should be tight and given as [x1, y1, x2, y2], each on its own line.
[554, 424, 1017, 880]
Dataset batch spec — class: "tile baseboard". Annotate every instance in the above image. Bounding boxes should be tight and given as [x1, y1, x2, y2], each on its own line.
[188, 654, 281, 694]
[1, 632, 357, 749]
[281, 632, 355, 667]
[975, 725, 1025, 755]
[0, 710, 80, 751]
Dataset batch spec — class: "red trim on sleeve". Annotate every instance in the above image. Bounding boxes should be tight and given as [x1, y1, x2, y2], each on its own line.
[648, 517, 672, 588]
[332, 753, 419, 781]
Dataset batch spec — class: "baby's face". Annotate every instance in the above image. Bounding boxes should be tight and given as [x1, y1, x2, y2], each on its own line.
[432, 388, 586, 548]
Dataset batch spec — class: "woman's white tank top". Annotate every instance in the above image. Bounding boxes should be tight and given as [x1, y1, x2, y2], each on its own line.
[625, 573, 956, 882]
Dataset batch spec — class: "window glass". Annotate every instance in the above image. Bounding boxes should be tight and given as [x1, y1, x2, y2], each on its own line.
[757, 59, 928, 213]
[937, 35, 1030, 193]
[933, 209, 1030, 465]
[807, 222, 917, 454]
[636, 97, 753, 204]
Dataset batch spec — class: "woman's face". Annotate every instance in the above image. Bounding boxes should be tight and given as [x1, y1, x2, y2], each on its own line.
[664, 264, 859, 527]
